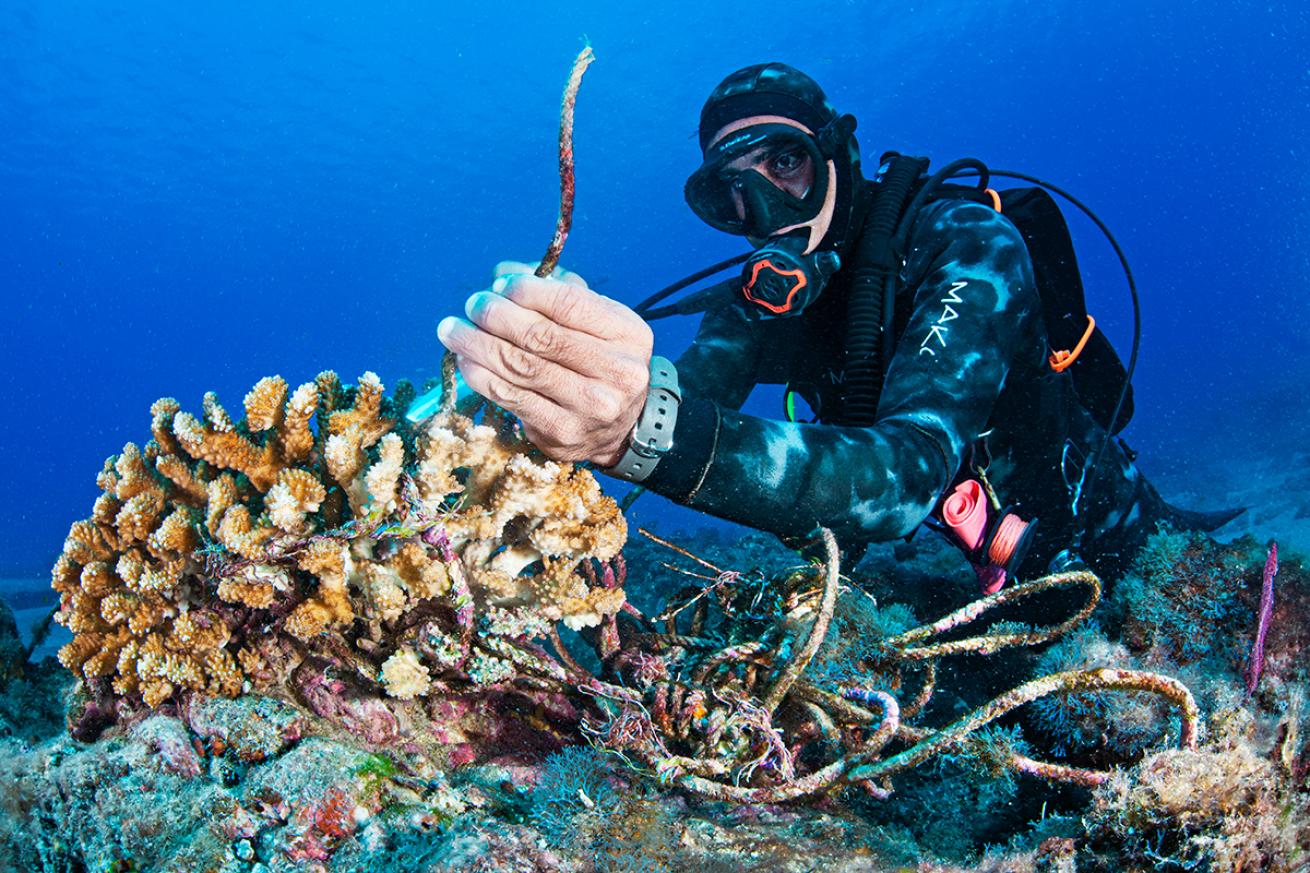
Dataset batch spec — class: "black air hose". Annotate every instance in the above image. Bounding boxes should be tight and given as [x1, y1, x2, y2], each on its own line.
[841, 158, 926, 426]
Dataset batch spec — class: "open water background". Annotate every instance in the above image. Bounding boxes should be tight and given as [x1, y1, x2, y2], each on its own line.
[1, 0, 1307, 594]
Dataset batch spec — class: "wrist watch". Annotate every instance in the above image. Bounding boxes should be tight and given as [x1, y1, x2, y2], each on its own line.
[604, 356, 680, 483]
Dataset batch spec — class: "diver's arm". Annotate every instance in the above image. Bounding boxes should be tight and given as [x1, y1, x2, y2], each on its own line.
[641, 200, 1046, 545]
[670, 301, 761, 411]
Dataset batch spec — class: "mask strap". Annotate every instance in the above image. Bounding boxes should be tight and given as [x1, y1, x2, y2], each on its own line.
[815, 114, 857, 159]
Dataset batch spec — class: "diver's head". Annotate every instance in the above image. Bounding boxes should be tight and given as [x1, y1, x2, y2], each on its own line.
[685, 63, 865, 317]
[686, 63, 863, 249]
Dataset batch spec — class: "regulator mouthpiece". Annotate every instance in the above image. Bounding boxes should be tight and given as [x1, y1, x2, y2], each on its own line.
[740, 235, 839, 318]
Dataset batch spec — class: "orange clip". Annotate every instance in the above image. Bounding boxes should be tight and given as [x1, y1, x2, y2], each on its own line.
[1048, 315, 1096, 372]
[985, 188, 1002, 212]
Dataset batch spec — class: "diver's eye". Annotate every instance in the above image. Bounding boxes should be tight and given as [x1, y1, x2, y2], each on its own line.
[770, 149, 806, 178]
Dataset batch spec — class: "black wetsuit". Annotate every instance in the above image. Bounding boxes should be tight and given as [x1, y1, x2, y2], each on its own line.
[640, 197, 1182, 578]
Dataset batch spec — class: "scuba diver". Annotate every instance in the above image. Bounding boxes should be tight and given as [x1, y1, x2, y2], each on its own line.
[433, 62, 1237, 585]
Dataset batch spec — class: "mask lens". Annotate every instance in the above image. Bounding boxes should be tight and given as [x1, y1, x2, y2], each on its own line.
[685, 125, 825, 237]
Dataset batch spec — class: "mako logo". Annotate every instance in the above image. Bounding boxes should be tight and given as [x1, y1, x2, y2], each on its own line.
[918, 281, 967, 356]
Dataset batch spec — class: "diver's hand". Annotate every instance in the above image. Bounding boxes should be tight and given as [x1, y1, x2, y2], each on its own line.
[437, 261, 654, 467]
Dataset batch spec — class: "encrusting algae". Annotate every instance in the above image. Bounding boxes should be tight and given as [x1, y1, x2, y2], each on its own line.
[52, 370, 627, 711]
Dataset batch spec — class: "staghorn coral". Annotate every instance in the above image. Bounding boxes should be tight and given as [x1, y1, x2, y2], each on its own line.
[41, 364, 1242, 865]
[52, 370, 628, 715]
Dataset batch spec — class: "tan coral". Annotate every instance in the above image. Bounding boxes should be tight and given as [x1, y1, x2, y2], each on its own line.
[364, 563, 408, 622]
[327, 371, 392, 449]
[237, 646, 274, 687]
[562, 586, 629, 632]
[281, 381, 318, 463]
[531, 474, 627, 559]
[138, 560, 183, 596]
[60, 592, 107, 635]
[52, 370, 628, 714]
[216, 505, 276, 560]
[113, 639, 142, 697]
[64, 520, 113, 565]
[360, 433, 405, 516]
[95, 457, 120, 496]
[325, 432, 367, 490]
[148, 507, 198, 558]
[390, 542, 450, 600]
[112, 443, 158, 502]
[141, 679, 175, 708]
[155, 455, 208, 506]
[216, 562, 290, 609]
[266, 469, 326, 534]
[245, 375, 288, 433]
[282, 602, 331, 639]
[136, 636, 205, 695]
[296, 538, 347, 578]
[416, 424, 466, 502]
[91, 493, 121, 526]
[51, 555, 82, 596]
[315, 370, 345, 419]
[115, 491, 165, 544]
[81, 627, 132, 679]
[217, 579, 276, 609]
[127, 596, 168, 635]
[204, 648, 244, 697]
[283, 584, 355, 639]
[175, 411, 282, 491]
[171, 612, 230, 651]
[58, 633, 105, 675]
[150, 397, 184, 457]
[283, 540, 355, 638]
[202, 392, 234, 432]
[100, 591, 134, 626]
[205, 475, 238, 536]
[79, 561, 119, 598]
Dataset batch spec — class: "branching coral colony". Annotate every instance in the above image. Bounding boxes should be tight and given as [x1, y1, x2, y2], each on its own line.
[53, 369, 627, 708]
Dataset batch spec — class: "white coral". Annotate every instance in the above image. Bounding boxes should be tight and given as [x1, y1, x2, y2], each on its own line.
[380, 647, 431, 700]
[362, 433, 405, 514]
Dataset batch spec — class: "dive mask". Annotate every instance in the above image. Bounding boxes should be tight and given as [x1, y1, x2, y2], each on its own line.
[685, 124, 829, 238]
[684, 115, 855, 238]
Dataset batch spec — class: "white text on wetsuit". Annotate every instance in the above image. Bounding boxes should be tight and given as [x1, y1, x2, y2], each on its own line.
[918, 280, 967, 356]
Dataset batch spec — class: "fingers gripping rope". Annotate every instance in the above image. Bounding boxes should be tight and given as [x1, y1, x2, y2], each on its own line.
[441, 45, 595, 408]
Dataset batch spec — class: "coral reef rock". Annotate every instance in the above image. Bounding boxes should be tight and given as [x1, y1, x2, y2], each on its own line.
[0, 693, 911, 872]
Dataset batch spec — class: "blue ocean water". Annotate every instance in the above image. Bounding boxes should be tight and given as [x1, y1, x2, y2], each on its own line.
[1, 0, 1307, 582]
